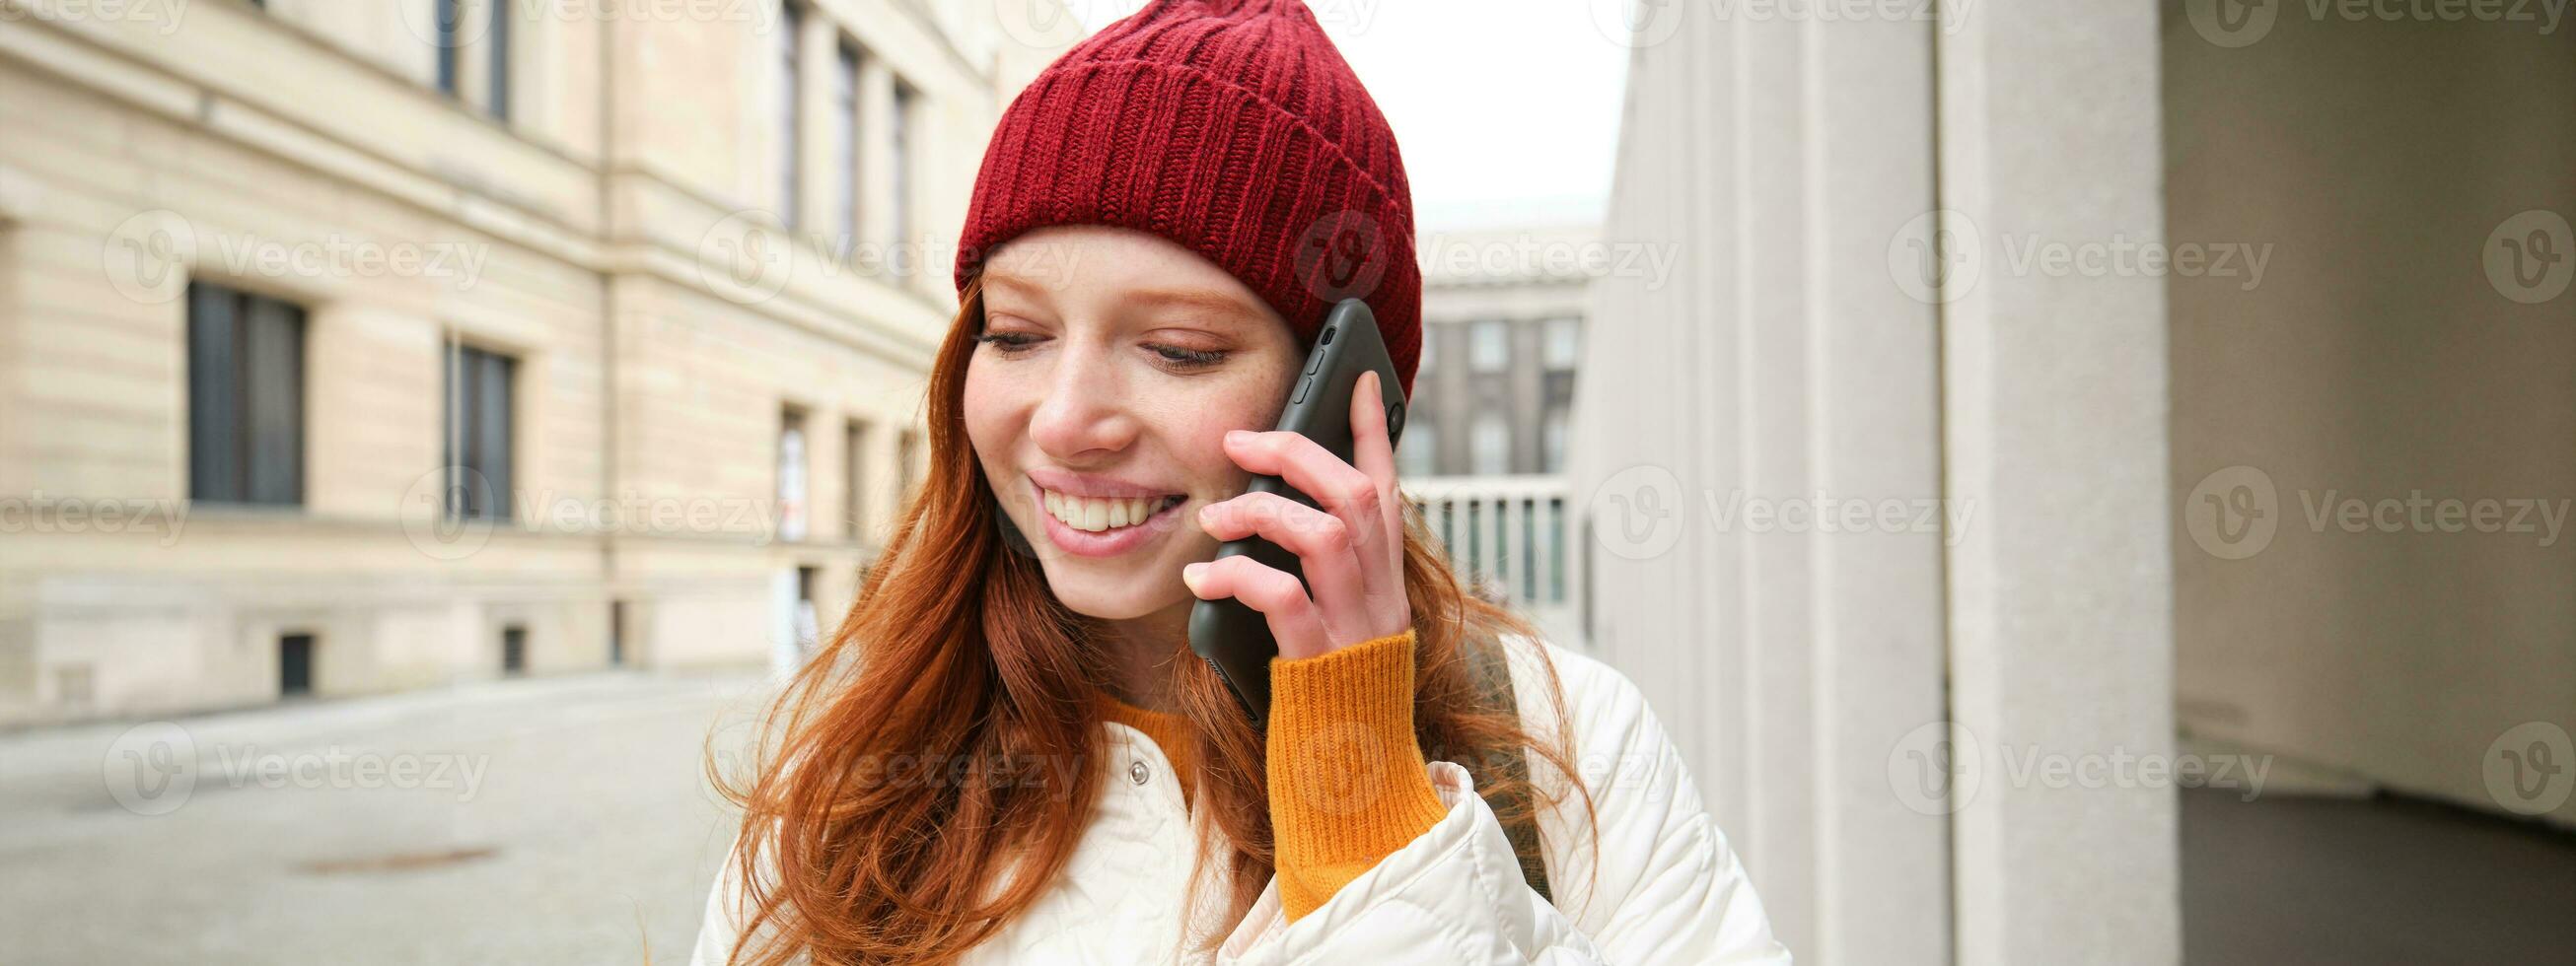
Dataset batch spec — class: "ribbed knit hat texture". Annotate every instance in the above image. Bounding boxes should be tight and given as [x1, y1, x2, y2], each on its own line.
[953, 0, 1421, 395]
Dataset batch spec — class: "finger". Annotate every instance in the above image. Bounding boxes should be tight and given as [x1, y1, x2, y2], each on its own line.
[1347, 371, 1405, 574]
[1196, 492, 1369, 641]
[1224, 428, 1389, 563]
[1181, 555, 1331, 659]
[1350, 371, 1398, 495]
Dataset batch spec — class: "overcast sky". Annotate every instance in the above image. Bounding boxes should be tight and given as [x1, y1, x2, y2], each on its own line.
[1068, 0, 1633, 231]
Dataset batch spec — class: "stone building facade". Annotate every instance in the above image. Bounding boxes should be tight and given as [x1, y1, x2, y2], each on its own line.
[0, 0, 1078, 724]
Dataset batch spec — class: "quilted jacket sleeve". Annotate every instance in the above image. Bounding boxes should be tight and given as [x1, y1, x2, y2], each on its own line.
[1215, 642, 1792, 965]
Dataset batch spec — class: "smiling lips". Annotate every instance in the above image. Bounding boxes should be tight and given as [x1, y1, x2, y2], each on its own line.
[1026, 475, 1190, 558]
[1042, 489, 1185, 532]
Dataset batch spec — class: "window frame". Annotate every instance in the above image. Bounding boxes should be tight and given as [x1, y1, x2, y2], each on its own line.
[442, 339, 519, 521]
[187, 281, 308, 508]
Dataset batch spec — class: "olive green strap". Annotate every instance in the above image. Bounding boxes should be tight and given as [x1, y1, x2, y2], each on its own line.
[1465, 637, 1553, 906]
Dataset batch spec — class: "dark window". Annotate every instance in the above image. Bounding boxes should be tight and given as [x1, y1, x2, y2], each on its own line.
[834, 42, 860, 256]
[442, 340, 516, 520]
[608, 600, 628, 666]
[278, 633, 315, 697]
[501, 624, 528, 675]
[793, 565, 822, 656]
[891, 80, 916, 270]
[778, 407, 809, 542]
[434, 0, 462, 96]
[779, 2, 804, 227]
[486, 0, 511, 121]
[187, 282, 306, 506]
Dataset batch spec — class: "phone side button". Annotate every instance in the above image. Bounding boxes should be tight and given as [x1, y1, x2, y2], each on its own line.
[1292, 375, 1313, 405]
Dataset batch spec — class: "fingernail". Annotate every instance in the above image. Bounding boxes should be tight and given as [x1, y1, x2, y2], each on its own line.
[1225, 430, 1250, 445]
[1181, 562, 1207, 588]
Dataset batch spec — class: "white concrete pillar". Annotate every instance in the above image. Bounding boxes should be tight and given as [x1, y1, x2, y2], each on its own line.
[1936, 2, 2179, 963]
[1579, 0, 2178, 962]
[1572, 7, 1953, 964]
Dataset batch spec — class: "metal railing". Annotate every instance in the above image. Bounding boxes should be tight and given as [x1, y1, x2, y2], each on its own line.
[1400, 474, 1581, 645]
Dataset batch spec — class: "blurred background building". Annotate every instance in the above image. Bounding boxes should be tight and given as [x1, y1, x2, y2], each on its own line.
[1399, 221, 1593, 644]
[0, 0, 1080, 725]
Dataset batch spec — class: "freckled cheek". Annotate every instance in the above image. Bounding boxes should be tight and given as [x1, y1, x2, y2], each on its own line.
[1181, 386, 1289, 492]
[959, 375, 1026, 468]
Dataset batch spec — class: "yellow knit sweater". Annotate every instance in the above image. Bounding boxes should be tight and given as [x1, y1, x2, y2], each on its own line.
[1095, 629, 1449, 922]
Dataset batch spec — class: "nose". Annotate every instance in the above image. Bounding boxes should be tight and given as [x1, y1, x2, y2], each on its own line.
[1027, 341, 1139, 461]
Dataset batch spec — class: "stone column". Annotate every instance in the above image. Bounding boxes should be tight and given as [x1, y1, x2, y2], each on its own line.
[1575, 0, 2176, 962]
[1936, 2, 2179, 962]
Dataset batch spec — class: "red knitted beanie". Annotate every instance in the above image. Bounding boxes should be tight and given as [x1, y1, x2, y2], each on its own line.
[953, 0, 1421, 395]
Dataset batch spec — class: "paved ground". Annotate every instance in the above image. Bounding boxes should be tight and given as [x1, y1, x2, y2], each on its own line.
[12, 674, 2575, 964]
[0, 668, 776, 965]
[2183, 785, 2576, 965]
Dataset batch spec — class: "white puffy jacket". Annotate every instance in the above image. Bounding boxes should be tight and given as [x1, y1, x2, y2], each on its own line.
[689, 636, 1792, 964]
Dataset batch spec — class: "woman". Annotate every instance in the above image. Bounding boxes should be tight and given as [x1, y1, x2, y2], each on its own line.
[691, 1, 1788, 962]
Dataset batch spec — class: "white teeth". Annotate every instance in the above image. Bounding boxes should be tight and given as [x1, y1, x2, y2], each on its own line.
[1041, 489, 1173, 532]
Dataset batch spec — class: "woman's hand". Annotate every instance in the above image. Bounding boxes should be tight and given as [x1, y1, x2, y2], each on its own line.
[1183, 371, 1409, 660]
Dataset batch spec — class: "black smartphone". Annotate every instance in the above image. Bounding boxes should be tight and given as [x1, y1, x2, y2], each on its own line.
[1188, 299, 1408, 728]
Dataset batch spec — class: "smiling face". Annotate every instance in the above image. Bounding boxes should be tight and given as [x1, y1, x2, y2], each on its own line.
[963, 226, 1304, 621]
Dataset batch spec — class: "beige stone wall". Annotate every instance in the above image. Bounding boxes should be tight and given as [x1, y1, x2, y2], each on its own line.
[2166, 8, 2576, 828]
[0, 0, 1071, 724]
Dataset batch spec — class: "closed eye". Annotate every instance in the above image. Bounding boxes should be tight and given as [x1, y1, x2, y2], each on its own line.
[975, 331, 1043, 355]
[1149, 343, 1226, 371]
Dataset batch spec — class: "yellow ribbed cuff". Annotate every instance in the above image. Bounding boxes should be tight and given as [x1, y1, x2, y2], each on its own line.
[1266, 628, 1451, 922]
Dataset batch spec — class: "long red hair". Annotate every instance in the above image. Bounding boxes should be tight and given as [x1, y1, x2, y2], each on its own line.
[708, 276, 1598, 964]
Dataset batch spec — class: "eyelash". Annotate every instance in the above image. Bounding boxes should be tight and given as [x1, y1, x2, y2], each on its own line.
[973, 332, 1229, 372]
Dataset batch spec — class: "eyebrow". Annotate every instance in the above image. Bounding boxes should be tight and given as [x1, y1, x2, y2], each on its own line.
[1123, 287, 1263, 322]
[981, 274, 1261, 325]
